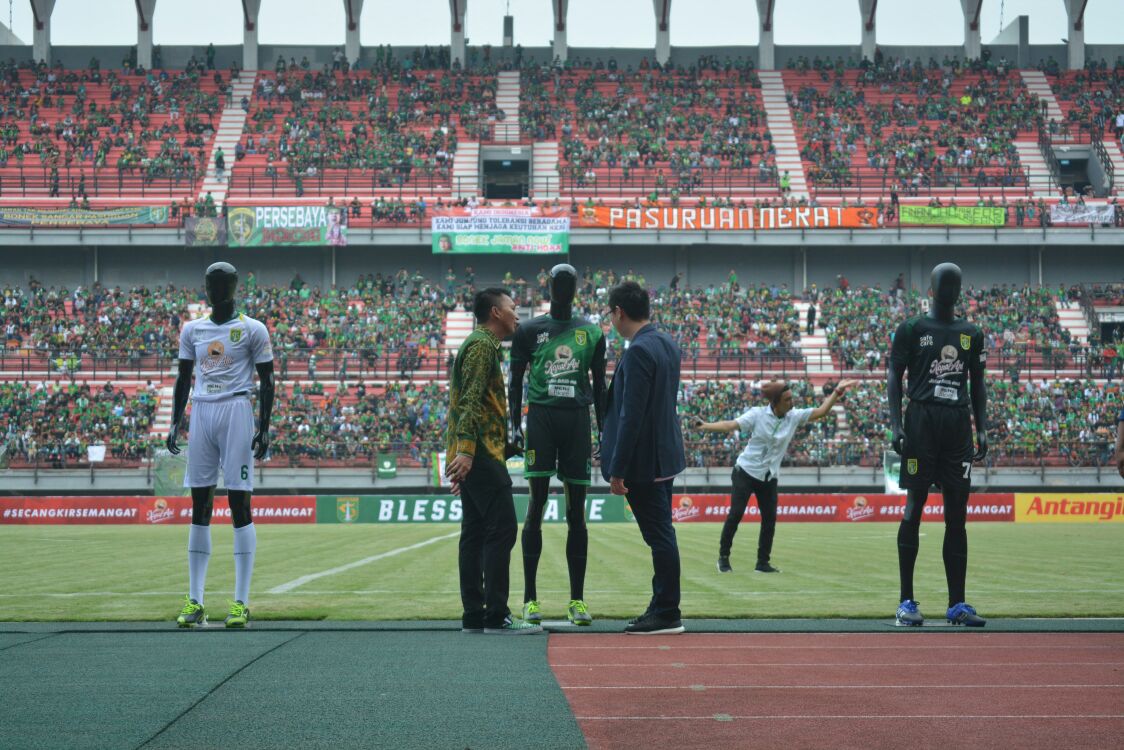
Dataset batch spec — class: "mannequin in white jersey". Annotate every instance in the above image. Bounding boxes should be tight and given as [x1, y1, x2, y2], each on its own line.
[167, 262, 275, 628]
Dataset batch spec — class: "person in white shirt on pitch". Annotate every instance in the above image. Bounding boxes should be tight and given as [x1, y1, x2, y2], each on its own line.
[167, 262, 275, 629]
[693, 379, 857, 574]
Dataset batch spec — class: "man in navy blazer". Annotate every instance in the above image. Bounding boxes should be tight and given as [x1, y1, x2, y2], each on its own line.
[602, 281, 687, 634]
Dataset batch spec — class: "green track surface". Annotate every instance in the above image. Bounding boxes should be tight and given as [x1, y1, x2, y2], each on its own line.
[0, 630, 583, 750]
[1, 523, 1121, 621]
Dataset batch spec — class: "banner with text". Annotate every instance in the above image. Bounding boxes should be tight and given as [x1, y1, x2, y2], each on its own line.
[0, 205, 171, 227]
[317, 494, 626, 524]
[574, 205, 879, 231]
[898, 206, 1007, 227]
[0, 496, 315, 524]
[1014, 492, 1124, 523]
[669, 493, 1015, 523]
[227, 205, 348, 247]
[185, 216, 229, 247]
[432, 209, 569, 254]
[1048, 203, 1116, 226]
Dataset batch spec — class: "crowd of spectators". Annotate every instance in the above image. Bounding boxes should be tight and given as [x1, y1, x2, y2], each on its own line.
[520, 57, 778, 194]
[0, 57, 222, 193]
[0, 380, 158, 466]
[786, 55, 1041, 191]
[817, 282, 1076, 371]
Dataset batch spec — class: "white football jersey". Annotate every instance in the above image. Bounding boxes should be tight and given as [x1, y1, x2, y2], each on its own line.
[178, 313, 273, 402]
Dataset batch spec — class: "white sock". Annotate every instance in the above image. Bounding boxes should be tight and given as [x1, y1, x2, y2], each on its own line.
[232, 523, 257, 605]
[187, 524, 212, 604]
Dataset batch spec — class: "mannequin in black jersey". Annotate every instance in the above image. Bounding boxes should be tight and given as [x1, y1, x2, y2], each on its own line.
[887, 262, 988, 627]
[167, 262, 275, 529]
[508, 263, 607, 625]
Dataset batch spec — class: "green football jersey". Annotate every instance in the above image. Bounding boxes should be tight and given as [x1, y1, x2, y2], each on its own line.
[511, 315, 603, 408]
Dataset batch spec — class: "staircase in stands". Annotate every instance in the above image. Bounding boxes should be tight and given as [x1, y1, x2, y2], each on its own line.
[792, 300, 833, 374]
[533, 142, 560, 199]
[1013, 141, 1056, 198]
[1019, 70, 1065, 125]
[496, 71, 521, 143]
[1103, 140, 1124, 196]
[1055, 299, 1091, 344]
[200, 73, 257, 207]
[758, 71, 809, 200]
[452, 143, 480, 198]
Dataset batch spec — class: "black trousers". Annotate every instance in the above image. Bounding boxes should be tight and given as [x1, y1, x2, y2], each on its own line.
[626, 480, 681, 618]
[458, 455, 517, 628]
[718, 467, 778, 564]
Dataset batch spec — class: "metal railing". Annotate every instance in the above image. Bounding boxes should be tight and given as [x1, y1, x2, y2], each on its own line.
[1038, 123, 1062, 194]
[0, 164, 201, 198]
[1090, 125, 1116, 193]
[227, 168, 466, 199]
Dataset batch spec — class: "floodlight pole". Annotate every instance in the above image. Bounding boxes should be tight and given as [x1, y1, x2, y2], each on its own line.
[755, 0, 774, 70]
[344, 0, 364, 67]
[242, 0, 262, 71]
[552, 0, 568, 63]
[652, 0, 671, 66]
[30, 0, 55, 65]
[136, 0, 157, 70]
[1064, 0, 1087, 70]
[450, 0, 467, 68]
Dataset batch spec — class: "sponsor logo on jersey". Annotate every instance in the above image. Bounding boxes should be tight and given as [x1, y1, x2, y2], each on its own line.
[536, 331, 550, 345]
[919, 334, 934, 347]
[930, 345, 964, 377]
[960, 333, 971, 350]
[337, 497, 359, 523]
[230, 328, 244, 343]
[575, 329, 588, 346]
[907, 458, 918, 475]
[200, 340, 235, 373]
[544, 344, 580, 377]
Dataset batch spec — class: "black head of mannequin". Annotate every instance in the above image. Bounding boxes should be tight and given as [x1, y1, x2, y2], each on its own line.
[205, 261, 238, 323]
[549, 263, 577, 320]
[929, 262, 962, 322]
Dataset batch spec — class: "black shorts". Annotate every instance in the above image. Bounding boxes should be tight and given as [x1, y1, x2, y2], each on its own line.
[900, 402, 975, 491]
[524, 404, 592, 485]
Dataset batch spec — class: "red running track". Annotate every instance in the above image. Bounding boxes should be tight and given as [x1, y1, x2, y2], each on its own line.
[549, 632, 1124, 750]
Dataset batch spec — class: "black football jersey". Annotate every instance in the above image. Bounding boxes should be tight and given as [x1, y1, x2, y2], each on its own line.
[890, 315, 985, 406]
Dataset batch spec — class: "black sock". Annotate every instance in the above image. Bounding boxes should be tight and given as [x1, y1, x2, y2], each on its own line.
[565, 525, 588, 601]
[943, 527, 968, 607]
[521, 523, 542, 602]
[897, 521, 920, 602]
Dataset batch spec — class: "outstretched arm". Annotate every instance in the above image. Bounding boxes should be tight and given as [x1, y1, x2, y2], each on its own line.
[692, 417, 740, 433]
[809, 379, 858, 421]
[166, 359, 194, 455]
[253, 361, 275, 460]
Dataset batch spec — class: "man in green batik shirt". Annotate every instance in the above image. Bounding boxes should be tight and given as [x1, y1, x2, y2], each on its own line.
[446, 288, 541, 635]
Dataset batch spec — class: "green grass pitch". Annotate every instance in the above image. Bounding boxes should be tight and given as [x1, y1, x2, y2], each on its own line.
[1, 523, 1121, 621]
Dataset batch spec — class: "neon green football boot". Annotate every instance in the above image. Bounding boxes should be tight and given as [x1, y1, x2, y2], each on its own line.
[224, 600, 250, 628]
[567, 599, 593, 626]
[522, 600, 542, 623]
[176, 596, 206, 628]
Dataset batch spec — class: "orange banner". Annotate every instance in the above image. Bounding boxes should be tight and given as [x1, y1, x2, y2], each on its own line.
[575, 205, 879, 231]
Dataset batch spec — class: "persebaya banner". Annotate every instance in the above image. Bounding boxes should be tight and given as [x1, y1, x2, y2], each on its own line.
[432, 208, 569, 254]
[898, 206, 1006, 227]
[0, 205, 170, 226]
[574, 205, 879, 231]
[317, 495, 627, 524]
[227, 205, 349, 247]
[185, 216, 228, 247]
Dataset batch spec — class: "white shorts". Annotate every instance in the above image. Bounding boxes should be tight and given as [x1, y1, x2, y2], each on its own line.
[184, 397, 255, 491]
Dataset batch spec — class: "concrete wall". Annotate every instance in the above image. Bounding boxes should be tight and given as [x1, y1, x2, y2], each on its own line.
[5, 244, 1115, 294]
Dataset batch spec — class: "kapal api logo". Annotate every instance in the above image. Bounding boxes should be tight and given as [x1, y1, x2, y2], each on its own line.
[146, 498, 176, 524]
[544, 345, 580, 376]
[200, 339, 234, 373]
[930, 345, 964, 377]
[845, 496, 876, 522]
[671, 495, 701, 522]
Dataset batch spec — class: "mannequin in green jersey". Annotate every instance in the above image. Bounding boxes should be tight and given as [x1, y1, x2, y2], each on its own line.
[508, 263, 607, 625]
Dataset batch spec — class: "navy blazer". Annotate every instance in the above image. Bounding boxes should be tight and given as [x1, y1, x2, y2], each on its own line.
[601, 323, 687, 483]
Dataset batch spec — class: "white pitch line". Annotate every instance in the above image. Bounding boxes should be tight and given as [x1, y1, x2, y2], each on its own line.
[575, 714, 1124, 721]
[267, 531, 460, 594]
